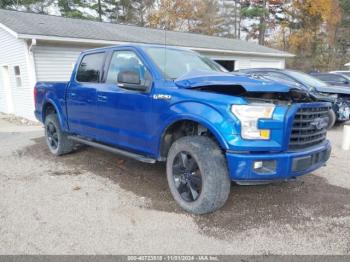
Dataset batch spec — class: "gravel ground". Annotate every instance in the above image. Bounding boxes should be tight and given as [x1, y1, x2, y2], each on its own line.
[0, 116, 349, 255]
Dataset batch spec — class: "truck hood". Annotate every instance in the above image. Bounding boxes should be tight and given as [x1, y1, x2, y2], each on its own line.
[174, 70, 297, 93]
[315, 85, 350, 95]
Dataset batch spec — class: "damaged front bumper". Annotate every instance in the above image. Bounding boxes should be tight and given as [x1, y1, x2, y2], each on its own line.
[225, 140, 331, 183]
[335, 100, 350, 121]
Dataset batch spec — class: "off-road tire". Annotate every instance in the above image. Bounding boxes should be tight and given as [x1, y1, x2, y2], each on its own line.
[327, 109, 336, 129]
[166, 136, 231, 214]
[44, 114, 74, 156]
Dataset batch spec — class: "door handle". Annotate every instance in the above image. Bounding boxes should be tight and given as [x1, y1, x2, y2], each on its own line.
[97, 95, 108, 102]
[70, 92, 77, 97]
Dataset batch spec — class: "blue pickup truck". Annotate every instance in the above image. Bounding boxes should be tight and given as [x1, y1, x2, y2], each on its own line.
[34, 44, 331, 214]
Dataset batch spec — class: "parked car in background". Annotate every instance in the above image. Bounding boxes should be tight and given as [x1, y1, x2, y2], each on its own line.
[310, 72, 350, 87]
[239, 68, 350, 128]
[34, 44, 332, 214]
[330, 71, 350, 80]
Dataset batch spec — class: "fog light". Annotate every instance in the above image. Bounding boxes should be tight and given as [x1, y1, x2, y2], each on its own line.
[253, 160, 277, 174]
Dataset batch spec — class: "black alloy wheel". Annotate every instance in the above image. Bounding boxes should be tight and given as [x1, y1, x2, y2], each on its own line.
[46, 122, 59, 151]
[172, 151, 202, 202]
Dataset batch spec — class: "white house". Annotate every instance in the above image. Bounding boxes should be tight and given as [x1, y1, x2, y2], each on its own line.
[0, 9, 294, 120]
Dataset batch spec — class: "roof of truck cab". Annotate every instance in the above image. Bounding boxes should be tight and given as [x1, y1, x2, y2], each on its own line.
[0, 9, 294, 58]
[81, 44, 193, 53]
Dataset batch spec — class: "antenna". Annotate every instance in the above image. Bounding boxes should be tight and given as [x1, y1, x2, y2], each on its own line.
[164, 26, 167, 78]
[164, 13, 168, 79]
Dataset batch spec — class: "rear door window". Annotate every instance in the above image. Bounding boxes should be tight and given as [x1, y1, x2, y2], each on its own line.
[76, 52, 105, 83]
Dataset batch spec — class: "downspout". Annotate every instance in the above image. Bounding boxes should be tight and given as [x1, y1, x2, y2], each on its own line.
[29, 38, 37, 52]
[25, 38, 38, 121]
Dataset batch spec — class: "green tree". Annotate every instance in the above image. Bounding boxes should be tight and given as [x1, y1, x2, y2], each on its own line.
[0, 0, 49, 11]
[57, 0, 89, 19]
[0, 0, 14, 8]
[241, 0, 284, 45]
[241, 0, 267, 44]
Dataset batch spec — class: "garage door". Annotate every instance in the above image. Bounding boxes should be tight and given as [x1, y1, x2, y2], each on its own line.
[250, 59, 284, 69]
[33, 46, 87, 82]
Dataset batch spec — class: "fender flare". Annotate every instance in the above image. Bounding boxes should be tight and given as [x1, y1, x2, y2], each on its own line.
[160, 115, 229, 148]
[42, 97, 68, 131]
[156, 101, 234, 157]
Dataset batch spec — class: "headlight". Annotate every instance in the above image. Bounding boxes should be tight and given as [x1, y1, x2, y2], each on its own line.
[231, 103, 275, 140]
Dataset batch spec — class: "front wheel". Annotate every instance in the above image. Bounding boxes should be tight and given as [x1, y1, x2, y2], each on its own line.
[327, 109, 336, 129]
[166, 136, 231, 214]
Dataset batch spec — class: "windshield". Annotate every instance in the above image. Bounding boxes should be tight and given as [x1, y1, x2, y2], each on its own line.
[142, 46, 227, 79]
[287, 70, 328, 88]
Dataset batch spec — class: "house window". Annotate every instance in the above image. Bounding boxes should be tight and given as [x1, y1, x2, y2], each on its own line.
[14, 66, 22, 87]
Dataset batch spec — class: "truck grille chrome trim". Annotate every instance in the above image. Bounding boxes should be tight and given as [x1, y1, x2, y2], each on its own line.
[289, 106, 331, 150]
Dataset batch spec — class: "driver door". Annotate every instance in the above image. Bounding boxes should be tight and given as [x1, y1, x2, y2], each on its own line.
[94, 49, 155, 156]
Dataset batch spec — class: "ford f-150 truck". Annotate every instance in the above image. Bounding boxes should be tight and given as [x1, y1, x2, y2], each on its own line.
[34, 44, 332, 214]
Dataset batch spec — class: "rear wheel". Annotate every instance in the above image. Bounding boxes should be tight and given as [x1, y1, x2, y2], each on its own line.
[45, 114, 74, 156]
[166, 136, 231, 214]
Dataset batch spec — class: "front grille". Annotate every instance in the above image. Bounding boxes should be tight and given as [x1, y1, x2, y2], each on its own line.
[289, 106, 330, 150]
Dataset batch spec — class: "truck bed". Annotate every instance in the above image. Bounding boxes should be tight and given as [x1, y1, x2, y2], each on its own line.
[34, 81, 68, 123]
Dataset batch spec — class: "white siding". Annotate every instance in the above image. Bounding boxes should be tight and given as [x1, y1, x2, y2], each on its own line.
[249, 59, 284, 69]
[233, 56, 285, 70]
[33, 46, 87, 81]
[199, 51, 286, 70]
[0, 28, 34, 120]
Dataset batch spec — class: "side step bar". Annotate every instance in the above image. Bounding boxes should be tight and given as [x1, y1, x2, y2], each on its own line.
[68, 136, 156, 164]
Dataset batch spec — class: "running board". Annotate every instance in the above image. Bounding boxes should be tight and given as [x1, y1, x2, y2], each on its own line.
[68, 136, 156, 164]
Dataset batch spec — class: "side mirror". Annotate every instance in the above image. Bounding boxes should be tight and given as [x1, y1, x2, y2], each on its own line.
[117, 70, 148, 91]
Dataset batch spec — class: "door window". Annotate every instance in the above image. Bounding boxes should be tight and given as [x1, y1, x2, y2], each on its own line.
[106, 51, 149, 84]
[76, 52, 105, 83]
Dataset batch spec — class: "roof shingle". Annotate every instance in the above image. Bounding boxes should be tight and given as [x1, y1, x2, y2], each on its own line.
[0, 9, 293, 57]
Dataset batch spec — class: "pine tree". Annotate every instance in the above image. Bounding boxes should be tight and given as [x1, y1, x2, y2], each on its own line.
[0, 0, 50, 12]
[57, 0, 87, 19]
[0, 0, 14, 8]
[241, 0, 284, 45]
